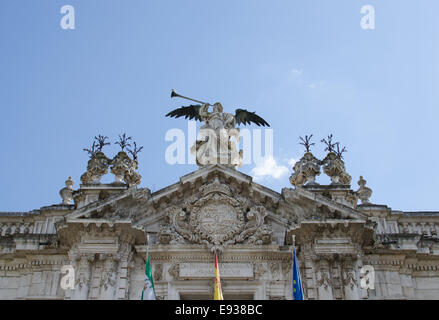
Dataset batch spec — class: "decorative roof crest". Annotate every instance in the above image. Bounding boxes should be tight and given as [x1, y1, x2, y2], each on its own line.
[199, 176, 231, 196]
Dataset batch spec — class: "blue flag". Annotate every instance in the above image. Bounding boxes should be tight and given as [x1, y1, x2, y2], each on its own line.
[292, 247, 304, 300]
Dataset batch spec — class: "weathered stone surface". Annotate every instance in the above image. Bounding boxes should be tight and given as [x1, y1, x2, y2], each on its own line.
[1, 164, 439, 300]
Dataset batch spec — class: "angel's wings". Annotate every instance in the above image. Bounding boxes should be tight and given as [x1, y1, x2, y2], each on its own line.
[165, 105, 270, 127]
[234, 109, 270, 127]
[165, 105, 202, 121]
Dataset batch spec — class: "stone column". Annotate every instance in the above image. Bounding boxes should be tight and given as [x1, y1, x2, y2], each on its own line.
[302, 244, 317, 300]
[88, 255, 104, 300]
[330, 258, 344, 299]
[115, 240, 134, 300]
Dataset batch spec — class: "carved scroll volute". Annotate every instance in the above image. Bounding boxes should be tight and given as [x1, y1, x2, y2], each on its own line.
[165, 206, 196, 243]
[237, 206, 272, 244]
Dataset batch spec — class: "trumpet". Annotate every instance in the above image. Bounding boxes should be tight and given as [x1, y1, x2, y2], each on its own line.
[171, 89, 210, 106]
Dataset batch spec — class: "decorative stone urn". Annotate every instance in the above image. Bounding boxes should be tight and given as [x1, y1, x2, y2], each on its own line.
[110, 151, 132, 183]
[356, 176, 372, 204]
[110, 151, 141, 186]
[124, 160, 141, 186]
[59, 176, 74, 204]
[290, 152, 321, 187]
[80, 152, 110, 184]
[322, 152, 351, 185]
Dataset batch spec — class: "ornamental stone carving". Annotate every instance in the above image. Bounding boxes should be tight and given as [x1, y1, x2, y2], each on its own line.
[154, 263, 163, 281]
[157, 224, 173, 244]
[168, 263, 180, 280]
[80, 151, 110, 184]
[98, 254, 119, 291]
[74, 254, 94, 290]
[240, 206, 272, 245]
[190, 104, 243, 169]
[342, 269, 357, 290]
[269, 262, 281, 280]
[253, 263, 267, 280]
[157, 178, 272, 251]
[322, 152, 351, 185]
[190, 192, 244, 246]
[100, 272, 116, 290]
[356, 176, 372, 204]
[110, 151, 141, 186]
[59, 176, 74, 204]
[316, 268, 331, 289]
[290, 152, 321, 186]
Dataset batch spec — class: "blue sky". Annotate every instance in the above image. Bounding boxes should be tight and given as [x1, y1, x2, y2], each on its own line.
[0, 0, 438, 212]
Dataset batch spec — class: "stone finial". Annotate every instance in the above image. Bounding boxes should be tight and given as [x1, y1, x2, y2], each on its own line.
[322, 152, 351, 185]
[357, 176, 372, 204]
[60, 176, 74, 204]
[80, 151, 110, 184]
[110, 151, 141, 186]
[289, 152, 321, 187]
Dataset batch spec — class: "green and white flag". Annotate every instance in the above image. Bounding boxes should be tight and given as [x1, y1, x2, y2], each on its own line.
[141, 250, 156, 300]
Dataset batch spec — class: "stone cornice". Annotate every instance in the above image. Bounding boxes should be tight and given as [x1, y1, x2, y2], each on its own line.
[293, 187, 367, 220]
[363, 253, 439, 272]
[136, 244, 293, 262]
[0, 257, 69, 271]
[68, 188, 139, 219]
[286, 219, 375, 248]
[179, 165, 253, 186]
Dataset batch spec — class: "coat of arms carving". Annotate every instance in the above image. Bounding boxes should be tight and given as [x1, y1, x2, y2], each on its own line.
[158, 177, 272, 251]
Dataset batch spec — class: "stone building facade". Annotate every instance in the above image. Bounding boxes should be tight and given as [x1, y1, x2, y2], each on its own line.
[1, 147, 439, 300]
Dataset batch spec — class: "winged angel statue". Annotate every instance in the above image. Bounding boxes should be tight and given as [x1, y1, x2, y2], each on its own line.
[166, 90, 270, 168]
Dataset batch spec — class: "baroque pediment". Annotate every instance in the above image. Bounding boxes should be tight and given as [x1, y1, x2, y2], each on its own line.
[157, 176, 273, 252]
[64, 187, 151, 222]
[60, 165, 369, 252]
[280, 186, 368, 222]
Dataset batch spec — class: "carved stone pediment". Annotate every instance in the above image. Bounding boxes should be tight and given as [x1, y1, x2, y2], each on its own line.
[281, 187, 367, 221]
[286, 220, 376, 249]
[158, 178, 272, 251]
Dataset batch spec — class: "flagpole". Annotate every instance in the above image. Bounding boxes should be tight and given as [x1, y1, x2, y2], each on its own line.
[141, 233, 156, 300]
[213, 250, 224, 300]
[146, 233, 150, 266]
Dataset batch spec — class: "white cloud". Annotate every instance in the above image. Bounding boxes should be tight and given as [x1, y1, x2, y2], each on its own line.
[251, 156, 289, 181]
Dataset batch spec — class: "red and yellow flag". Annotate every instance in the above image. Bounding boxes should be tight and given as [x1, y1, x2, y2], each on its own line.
[214, 253, 224, 300]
